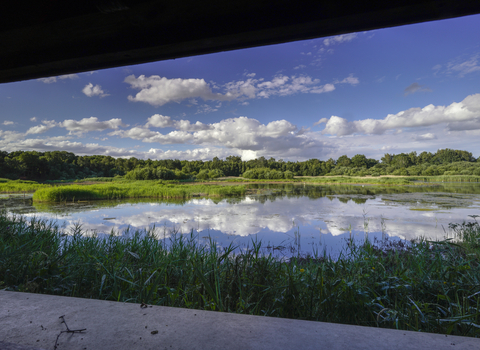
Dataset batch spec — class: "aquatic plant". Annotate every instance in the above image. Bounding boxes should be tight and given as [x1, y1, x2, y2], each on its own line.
[1, 212, 479, 337]
[0, 180, 48, 193]
[32, 182, 246, 202]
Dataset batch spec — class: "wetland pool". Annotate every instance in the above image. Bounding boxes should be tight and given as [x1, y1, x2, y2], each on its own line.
[3, 183, 480, 258]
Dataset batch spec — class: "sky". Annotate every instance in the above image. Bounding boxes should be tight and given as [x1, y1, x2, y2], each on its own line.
[1, 14, 479, 162]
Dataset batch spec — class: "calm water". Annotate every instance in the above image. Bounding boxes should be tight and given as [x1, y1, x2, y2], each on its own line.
[3, 183, 480, 258]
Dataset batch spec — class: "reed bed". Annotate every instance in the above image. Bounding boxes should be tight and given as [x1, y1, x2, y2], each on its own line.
[32, 182, 246, 202]
[0, 180, 48, 193]
[304, 176, 413, 185]
[409, 175, 480, 183]
[1, 212, 479, 337]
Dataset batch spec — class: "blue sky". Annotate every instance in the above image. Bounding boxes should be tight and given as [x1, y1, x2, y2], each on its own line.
[1, 14, 479, 161]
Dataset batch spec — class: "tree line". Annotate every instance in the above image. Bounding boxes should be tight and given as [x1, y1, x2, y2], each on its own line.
[0, 149, 479, 181]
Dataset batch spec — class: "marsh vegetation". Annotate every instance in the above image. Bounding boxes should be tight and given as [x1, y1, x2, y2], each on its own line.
[1, 211, 479, 337]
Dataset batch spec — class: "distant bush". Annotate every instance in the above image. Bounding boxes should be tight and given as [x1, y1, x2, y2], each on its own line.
[125, 166, 190, 181]
[242, 168, 290, 180]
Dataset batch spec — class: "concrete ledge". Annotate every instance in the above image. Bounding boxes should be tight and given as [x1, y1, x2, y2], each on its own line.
[0, 291, 478, 350]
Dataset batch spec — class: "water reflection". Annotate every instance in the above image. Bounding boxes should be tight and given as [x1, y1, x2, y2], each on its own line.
[3, 183, 480, 258]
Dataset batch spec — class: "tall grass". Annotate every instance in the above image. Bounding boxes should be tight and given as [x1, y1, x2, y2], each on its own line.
[0, 180, 48, 193]
[304, 176, 413, 185]
[1, 212, 479, 337]
[32, 182, 246, 202]
[409, 175, 480, 183]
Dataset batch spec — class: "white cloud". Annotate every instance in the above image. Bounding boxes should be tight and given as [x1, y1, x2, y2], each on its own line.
[37, 77, 57, 84]
[111, 116, 329, 159]
[0, 137, 141, 158]
[146, 147, 232, 161]
[446, 54, 480, 77]
[294, 65, 306, 70]
[126, 73, 357, 106]
[318, 93, 480, 136]
[37, 74, 79, 83]
[58, 74, 79, 80]
[196, 104, 218, 114]
[2, 121, 14, 125]
[60, 117, 125, 133]
[124, 75, 234, 106]
[337, 75, 360, 85]
[447, 118, 480, 131]
[310, 84, 335, 94]
[30, 117, 37, 122]
[82, 83, 109, 97]
[26, 120, 57, 134]
[404, 82, 432, 96]
[145, 114, 212, 132]
[146, 114, 174, 128]
[174, 120, 212, 132]
[323, 33, 357, 46]
[0, 130, 24, 143]
[412, 133, 437, 141]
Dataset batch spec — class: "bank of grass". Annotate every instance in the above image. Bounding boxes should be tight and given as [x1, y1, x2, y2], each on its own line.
[32, 181, 246, 202]
[1, 212, 479, 337]
[303, 176, 413, 185]
[0, 179, 49, 193]
[409, 175, 480, 183]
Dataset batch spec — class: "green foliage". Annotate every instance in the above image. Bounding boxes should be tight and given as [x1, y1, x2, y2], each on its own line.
[0, 179, 48, 193]
[242, 168, 288, 179]
[1, 212, 480, 337]
[0, 148, 479, 183]
[32, 182, 246, 202]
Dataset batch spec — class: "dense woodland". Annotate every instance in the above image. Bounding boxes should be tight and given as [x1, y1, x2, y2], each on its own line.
[0, 149, 479, 181]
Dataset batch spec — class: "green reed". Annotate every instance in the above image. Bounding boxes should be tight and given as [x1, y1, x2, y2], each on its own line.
[32, 181, 245, 202]
[1, 212, 479, 337]
[0, 180, 48, 193]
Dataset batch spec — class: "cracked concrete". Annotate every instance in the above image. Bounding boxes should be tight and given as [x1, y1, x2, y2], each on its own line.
[0, 291, 478, 350]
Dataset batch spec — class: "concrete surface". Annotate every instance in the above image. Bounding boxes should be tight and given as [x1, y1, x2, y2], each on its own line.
[0, 291, 478, 350]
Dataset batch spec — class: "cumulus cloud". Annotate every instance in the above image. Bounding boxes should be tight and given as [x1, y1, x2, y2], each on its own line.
[447, 118, 480, 131]
[60, 117, 125, 133]
[126, 73, 357, 106]
[111, 115, 328, 158]
[146, 147, 232, 161]
[145, 114, 174, 128]
[26, 120, 57, 134]
[0, 137, 142, 158]
[225, 74, 353, 99]
[323, 33, 357, 46]
[82, 83, 109, 97]
[124, 75, 234, 106]
[317, 93, 480, 136]
[2, 121, 14, 125]
[30, 117, 37, 122]
[145, 114, 212, 132]
[404, 82, 432, 96]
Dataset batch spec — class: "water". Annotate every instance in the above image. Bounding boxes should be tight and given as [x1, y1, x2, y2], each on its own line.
[3, 183, 480, 258]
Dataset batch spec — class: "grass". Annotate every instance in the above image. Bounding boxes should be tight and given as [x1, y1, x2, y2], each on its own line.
[0, 179, 49, 193]
[32, 181, 246, 202]
[1, 212, 479, 337]
[305, 176, 414, 185]
[409, 175, 480, 183]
